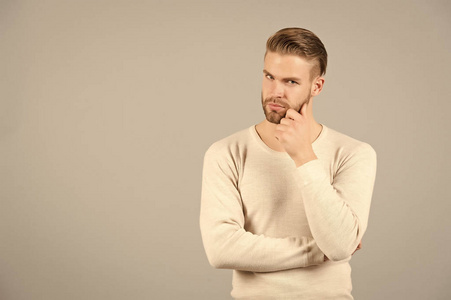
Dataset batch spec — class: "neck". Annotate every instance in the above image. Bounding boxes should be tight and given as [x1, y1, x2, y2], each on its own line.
[255, 117, 323, 152]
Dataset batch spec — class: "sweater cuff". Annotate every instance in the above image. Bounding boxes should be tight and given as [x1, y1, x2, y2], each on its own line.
[295, 159, 328, 186]
[309, 246, 326, 265]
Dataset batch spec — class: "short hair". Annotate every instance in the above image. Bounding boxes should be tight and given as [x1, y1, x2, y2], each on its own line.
[266, 27, 328, 79]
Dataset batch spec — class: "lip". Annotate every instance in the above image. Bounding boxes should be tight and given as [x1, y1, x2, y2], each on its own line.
[268, 103, 284, 110]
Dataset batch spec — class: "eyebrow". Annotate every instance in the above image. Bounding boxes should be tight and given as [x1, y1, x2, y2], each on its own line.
[263, 69, 302, 83]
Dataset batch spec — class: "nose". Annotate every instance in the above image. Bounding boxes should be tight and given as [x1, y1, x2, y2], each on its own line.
[271, 80, 284, 98]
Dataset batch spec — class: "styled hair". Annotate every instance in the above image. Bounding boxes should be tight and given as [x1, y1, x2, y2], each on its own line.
[266, 27, 328, 78]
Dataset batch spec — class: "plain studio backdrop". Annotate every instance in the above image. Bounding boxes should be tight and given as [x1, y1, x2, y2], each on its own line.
[1, 1, 450, 299]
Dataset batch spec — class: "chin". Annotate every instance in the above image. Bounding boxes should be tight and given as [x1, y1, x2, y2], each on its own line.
[265, 111, 284, 124]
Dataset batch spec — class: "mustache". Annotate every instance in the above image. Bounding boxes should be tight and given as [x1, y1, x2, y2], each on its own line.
[263, 97, 289, 108]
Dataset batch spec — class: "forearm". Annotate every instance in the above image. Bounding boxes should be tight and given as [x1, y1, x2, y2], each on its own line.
[295, 144, 377, 261]
[300, 171, 362, 261]
[200, 216, 325, 272]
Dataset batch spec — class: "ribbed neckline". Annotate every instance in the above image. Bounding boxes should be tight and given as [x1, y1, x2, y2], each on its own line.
[250, 123, 327, 155]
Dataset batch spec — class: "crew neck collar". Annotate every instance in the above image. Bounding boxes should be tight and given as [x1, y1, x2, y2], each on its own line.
[250, 123, 327, 155]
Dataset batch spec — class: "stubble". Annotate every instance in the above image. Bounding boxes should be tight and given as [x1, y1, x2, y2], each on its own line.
[261, 93, 310, 124]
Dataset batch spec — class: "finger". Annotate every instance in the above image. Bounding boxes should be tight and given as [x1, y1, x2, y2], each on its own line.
[279, 118, 292, 126]
[285, 108, 301, 121]
[275, 124, 289, 132]
[274, 130, 284, 141]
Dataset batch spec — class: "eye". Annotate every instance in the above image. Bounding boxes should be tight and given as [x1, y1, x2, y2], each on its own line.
[287, 80, 299, 85]
[265, 74, 274, 80]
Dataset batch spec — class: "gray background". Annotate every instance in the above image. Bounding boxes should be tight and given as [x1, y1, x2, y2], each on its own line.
[1, 0, 450, 299]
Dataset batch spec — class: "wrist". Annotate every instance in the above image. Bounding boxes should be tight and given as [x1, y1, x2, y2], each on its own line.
[293, 149, 317, 167]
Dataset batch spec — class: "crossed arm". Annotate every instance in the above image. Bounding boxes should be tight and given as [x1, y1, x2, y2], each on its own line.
[294, 144, 377, 261]
[199, 143, 376, 272]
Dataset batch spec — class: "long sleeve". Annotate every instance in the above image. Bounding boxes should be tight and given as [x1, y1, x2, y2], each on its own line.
[295, 143, 377, 261]
[199, 143, 325, 273]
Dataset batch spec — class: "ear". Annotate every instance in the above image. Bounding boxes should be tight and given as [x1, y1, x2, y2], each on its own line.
[311, 76, 325, 97]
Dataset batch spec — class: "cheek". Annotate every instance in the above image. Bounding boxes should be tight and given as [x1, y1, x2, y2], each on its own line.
[261, 86, 271, 99]
[295, 89, 310, 100]
[286, 90, 306, 107]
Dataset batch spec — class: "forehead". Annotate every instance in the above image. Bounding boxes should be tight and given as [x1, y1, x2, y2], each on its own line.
[264, 51, 314, 79]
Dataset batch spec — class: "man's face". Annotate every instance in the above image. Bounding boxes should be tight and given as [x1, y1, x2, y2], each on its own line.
[261, 51, 317, 124]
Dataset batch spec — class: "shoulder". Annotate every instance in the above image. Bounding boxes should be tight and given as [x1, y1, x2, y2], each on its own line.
[204, 126, 253, 160]
[323, 125, 377, 161]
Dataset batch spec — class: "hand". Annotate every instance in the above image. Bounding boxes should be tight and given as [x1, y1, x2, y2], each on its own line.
[274, 102, 317, 167]
[324, 242, 362, 261]
[352, 242, 362, 255]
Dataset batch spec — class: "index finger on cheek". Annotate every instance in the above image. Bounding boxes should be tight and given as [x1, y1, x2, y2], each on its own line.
[285, 109, 298, 120]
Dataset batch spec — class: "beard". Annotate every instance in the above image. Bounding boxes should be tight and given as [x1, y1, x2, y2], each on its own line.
[261, 93, 310, 124]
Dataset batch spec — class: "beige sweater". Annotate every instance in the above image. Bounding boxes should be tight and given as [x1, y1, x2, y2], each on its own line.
[200, 124, 377, 299]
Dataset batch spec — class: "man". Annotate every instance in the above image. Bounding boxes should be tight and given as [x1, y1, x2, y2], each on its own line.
[199, 27, 377, 299]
